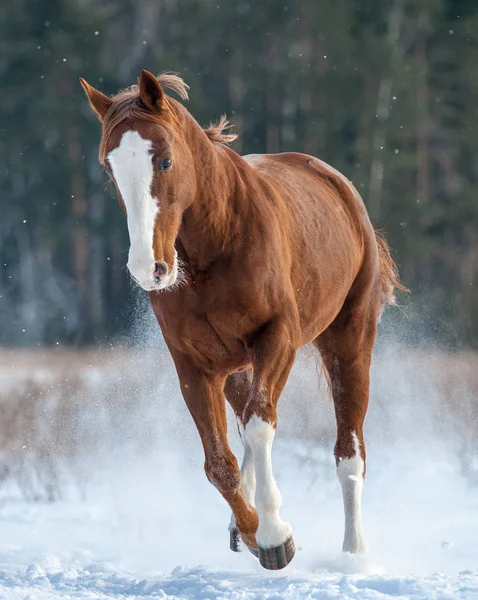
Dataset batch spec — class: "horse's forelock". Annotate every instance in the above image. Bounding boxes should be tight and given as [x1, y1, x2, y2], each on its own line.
[99, 75, 188, 164]
[99, 96, 164, 164]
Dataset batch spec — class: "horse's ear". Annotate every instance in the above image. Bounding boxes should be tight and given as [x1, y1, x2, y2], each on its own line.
[139, 70, 165, 112]
[79, 78, 112, 123]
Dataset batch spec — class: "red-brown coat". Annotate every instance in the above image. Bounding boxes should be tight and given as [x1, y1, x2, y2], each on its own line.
[80, 71, 403, 570]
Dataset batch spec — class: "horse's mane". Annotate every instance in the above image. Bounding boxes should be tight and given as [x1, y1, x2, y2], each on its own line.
[203, 114, 237, 145]
[99, 73, 236, 164]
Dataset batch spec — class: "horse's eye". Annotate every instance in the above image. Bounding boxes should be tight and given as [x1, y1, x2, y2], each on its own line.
[157, 157, 172, 171]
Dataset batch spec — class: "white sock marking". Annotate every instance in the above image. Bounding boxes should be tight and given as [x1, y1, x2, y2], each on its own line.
[229, 430, 256, 531]
[337, 431, 367, 553]
[244, 416, 292, 548]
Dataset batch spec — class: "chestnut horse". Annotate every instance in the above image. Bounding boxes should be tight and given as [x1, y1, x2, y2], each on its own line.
[80, 70, 402, 570]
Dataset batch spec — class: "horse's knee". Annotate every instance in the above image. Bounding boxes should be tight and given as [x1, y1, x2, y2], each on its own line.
[204, 452, 241, 496]
[242, 386, 277, 428]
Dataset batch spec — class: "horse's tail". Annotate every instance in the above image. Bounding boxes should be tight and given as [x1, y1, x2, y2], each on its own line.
[375, 231, 408, 311]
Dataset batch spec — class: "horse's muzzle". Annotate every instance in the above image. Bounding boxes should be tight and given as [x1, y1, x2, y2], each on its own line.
[153, 261, 168, 284]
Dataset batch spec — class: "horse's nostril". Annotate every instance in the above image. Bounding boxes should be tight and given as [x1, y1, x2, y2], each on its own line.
[154, 261, 168, 278]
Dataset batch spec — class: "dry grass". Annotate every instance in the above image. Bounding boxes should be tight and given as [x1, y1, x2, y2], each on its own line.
[0, 346, 477, 500]
[0, 347, 174, 500]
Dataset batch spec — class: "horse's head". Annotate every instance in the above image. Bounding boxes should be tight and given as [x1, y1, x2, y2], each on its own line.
[80, 71, 194, 291]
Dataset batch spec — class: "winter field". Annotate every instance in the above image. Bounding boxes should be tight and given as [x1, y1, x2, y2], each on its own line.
[0, 311, 477, 599]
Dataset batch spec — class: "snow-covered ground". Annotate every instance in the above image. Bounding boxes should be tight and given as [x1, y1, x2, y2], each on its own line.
[0, 314, 477, 599]
[0, 432, 477, 600]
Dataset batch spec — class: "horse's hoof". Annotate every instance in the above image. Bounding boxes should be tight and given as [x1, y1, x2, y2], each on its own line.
[231, 529, 259, 558]
[246, 544, 259, 558]
[258, 536, 295, 570]
[230, 528, 241, 552]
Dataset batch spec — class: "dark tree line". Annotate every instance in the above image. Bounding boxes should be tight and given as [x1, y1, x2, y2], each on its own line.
[1, 0, 477, 346]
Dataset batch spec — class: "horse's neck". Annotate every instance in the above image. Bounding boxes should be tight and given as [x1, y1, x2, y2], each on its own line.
[179, 123, 248, 271]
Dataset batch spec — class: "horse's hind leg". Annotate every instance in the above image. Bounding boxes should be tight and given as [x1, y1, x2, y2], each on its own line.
[224, 371, 256, 554]
[314, 294, 379, 554]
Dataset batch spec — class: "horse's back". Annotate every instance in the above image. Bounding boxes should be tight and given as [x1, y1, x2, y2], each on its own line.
[243, 151, 367, 219]
[242, 151, 381, 341]
[243, 150, 377, 257]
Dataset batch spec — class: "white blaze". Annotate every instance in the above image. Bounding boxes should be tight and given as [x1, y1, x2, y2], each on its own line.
[107, 130, 158, 291]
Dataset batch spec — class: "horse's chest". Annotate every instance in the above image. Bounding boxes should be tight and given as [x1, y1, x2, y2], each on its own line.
[184, 320, 249, 373]
[154, 292, 253, 373]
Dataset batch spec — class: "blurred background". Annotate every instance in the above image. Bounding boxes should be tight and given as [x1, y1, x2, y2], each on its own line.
[1, 0, 477, 346]
[0, 0, 477, 546]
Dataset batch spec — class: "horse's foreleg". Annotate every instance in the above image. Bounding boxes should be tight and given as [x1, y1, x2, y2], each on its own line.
[241, 319, 297, 570]
[227, 436, 255, 552]
[225, 372, 256, 552]
[315, 306, 377, 554]
[171, 352, 259, 549]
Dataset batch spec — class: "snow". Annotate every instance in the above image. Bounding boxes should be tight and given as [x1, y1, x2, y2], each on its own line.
[0, 430, 476, 600]
[0, 329, 477, 599]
